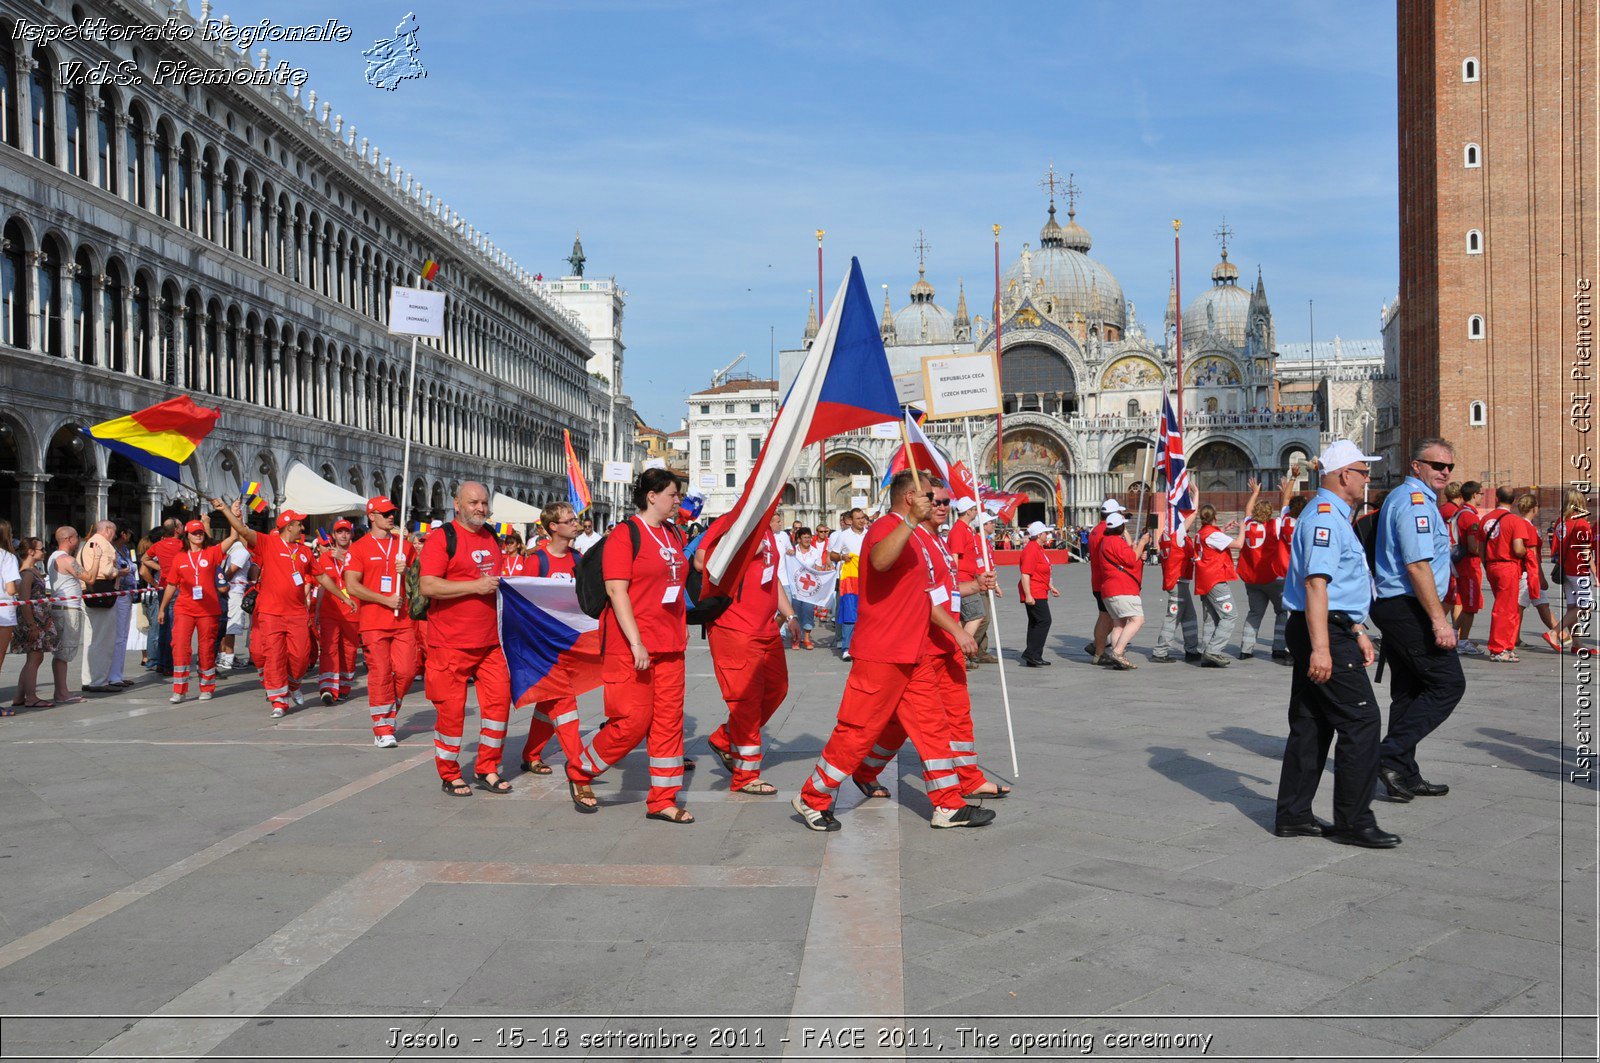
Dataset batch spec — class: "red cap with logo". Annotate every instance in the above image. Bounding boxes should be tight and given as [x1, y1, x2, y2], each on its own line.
[366, 496, 398, 516]
[183, 519, 206, 534]
[332, 518, 353, 531]
[276, 509, 308, 529]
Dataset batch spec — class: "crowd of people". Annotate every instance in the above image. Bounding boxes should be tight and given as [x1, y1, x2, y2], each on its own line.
[0, 443, 1586, 838]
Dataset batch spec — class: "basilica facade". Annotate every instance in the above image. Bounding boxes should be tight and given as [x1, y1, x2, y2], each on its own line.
[779, 196, 1323, 527]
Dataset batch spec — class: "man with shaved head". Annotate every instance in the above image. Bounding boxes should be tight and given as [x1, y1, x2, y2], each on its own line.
[78, 519, 128, 692]
[419, 481, 515, 797]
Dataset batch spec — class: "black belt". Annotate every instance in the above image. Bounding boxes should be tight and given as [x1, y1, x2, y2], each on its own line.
[1289, 610, 1358, 630]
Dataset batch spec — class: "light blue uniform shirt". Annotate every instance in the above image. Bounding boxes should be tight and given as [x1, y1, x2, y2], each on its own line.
[1283, 488, 1372, 624]
[1374, 475, 1450, 600]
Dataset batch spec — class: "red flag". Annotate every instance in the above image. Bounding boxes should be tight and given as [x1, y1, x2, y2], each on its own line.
[950, 460, 980, 503]
[901, 409, 952, 482]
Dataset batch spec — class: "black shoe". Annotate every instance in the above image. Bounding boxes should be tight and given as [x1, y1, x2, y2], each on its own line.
[1184, 652, 1203, 662]
[319, 692, 335, 706]
[1020, 658, 1040, 667]
[1328, 825, 1402, 848]
[1377, 767, 1415, 802]
[1271, 650, 1292, 661]
[931, 804, 997, 828]
[1035, 658, 1053, 666]
[1082, 644, 1097, 657]
[1237, 651, 1253, 661]
[1406, 778, 1450, 797]
[1150, 654, 1175, 664]
[1273, 817, 1334, 838]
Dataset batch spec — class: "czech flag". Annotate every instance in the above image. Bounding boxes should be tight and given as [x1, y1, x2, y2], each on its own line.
[701, 257, 901, 587]
[498, 577, 604, 705]
[421, 259, 440, 282]
[81, 397, 220, 483]
[564, 429, 591, 515]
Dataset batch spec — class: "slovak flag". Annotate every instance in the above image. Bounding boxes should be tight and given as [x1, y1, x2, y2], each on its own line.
[1155, 392, 1195, 532]
[701, 257, 902, 588]
[498, 577, 604, 705]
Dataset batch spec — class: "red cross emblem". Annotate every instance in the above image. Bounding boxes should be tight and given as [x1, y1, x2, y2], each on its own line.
[796, 571, 819, 594]
[1245, 523, 1267, 550]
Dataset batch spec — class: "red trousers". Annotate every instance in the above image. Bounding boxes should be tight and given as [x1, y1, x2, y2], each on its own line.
[1486, 561, 1524, 654]
[424, 644, 512, 781]
[255, 610, 312, 713]
[1452, 560, 1484, 613]
[361, 626, 417, 739]
[317, 608, 360, 699]
[856, 653, 989, 795]
[800, 657, 963, 813]
[707, 627, 787, 790]
[521, 696, 584, 768]
[172, 611, 220, 696]
[569, 653, 686, 815]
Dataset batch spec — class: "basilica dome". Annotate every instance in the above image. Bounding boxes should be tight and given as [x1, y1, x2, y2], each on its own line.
[891, 268, 957, 343]
[1001, 204, 1125, 331]
[1181, 249, 1251, 347]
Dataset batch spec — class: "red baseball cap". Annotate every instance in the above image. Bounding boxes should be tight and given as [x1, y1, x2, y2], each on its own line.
[183, 519, 206, 534]
[276, 509, 308, 529]
[332, 518, 353, 531]
[366, 495, 398, 516]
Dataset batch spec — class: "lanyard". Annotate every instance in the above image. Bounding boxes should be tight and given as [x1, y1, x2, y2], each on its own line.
[640, 520, 682, 584]
[187, 549, 206, 586]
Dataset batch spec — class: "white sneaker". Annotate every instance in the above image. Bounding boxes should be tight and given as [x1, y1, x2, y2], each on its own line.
[269, 706, 285, 718]
[169, 693, 184, 704]
[198, 692, 213, 702]
[374, 734, 399, 748]
[292, 690, 306, 707]
[1457, 639, 1483, 655]
[217, 654, 234, 670]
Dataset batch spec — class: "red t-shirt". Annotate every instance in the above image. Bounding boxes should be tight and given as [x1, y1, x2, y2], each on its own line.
[711, 529, 781, 637]
[529, 545, 579, 580]
[1087, 521, 1107, 592]
[420, 521, 502, 649]
[345, 532, 409, 632]
[1558, 516, 1594, 578]
[1159, 532, 1191, 591]
[1453, 504, 1482, 572]
[1099, 534, 1144, 597]
[1237, 519, 1280, 585]
[167, 544, 227, 617]
[249, 532, 312, 617]
[917, 525, 960, 657]
[149, 536, 183, 587]
[1484, 510, 1532, 564]
[947, 519, 978, 583]
[601, 517, 688, 657]
[850, 514, 933, 665]
[314, 550, 358, 623]
[1019, 539, 1051, 600]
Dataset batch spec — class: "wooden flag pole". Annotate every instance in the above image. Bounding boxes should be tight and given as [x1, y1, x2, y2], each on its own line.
[899, 417, 922, 494]
[963, 415, 1019, 778]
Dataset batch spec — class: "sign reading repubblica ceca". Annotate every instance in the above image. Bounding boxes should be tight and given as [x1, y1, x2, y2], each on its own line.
[920, 353, 1002, 420]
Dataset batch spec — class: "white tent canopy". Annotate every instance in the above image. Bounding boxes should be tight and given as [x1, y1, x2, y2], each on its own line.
[490, 493, 542, 527]
[280, 461, 367, 516]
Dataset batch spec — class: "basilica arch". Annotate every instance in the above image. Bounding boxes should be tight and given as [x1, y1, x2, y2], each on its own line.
[1189, 437, 1254, 493]
[823, 447, 875, 519]
[999, 333, 1084, 418]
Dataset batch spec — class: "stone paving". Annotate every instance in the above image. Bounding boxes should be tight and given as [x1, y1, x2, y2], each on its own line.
[0, 563, 1593, 1061]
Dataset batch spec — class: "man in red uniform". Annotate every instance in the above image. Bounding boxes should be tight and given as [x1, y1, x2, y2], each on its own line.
[1238, 478, 1292, 661]
[160, 515, 239, 703]
[702, 508, 801, 794]
[852, 480, 1009, 799]
[792, 470, 995, 831]
[1085, 500, 1121, 662]
[211, 501, 313, 718]
[1482, 486, 1531, 660]
[313, 519, 360, 704]
[517, 501, 590, 775]
[344, 496, 415, 748]
[420, 481, 513, 795]
[1449, 481, 1487, 653]
[1150, 510, 1200, 663]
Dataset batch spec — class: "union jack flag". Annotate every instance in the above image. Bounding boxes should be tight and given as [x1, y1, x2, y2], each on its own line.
[1156, 393, 1194, 531]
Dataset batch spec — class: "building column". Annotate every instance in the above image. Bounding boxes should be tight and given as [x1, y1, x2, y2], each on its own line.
[85, 477, 112, 525]
[24, 250, 44, 354]
[140, 482, 164, 532]
[13, 55, 33, 158]
[51, 84, 68, 173]
[64, 260, 84, 362]
[16, 473, 48, 538]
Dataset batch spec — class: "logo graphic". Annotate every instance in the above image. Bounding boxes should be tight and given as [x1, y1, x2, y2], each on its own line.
[795, 571, 819, 595]
[364, 12, 426, 91]
[1411, 492, 1426, 505]
[1415, 515, 1431, 534]
[1313, 526, 1332, 547]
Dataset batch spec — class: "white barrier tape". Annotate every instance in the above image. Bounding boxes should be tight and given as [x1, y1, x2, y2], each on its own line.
[0, 587, 151, 607]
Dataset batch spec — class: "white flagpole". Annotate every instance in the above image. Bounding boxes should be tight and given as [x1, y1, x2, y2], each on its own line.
[394, 332, 420, 613]
[964, 415, 1019, 778]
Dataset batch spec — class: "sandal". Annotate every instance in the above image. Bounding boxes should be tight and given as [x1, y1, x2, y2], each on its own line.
[441, 777, 473, 798]
[707, 739, 736, 773]
[54, 695, 86, 705]
[474, 772, 513, 795]
[568, 778, 599, 813]
[968, 783, 1012, 800]
[646, 806, 695, 824]
[853, 778, 891, 800]
[733, 779, 777, 795]
[0, 707, 13, 717]
[519, 759, 553, 775]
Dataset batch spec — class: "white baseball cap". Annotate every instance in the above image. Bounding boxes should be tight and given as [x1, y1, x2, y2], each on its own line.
[1319, 439, 1383, 474]
[975, 510, 997, 526]
[1026, 520, 1050, 538]
[1105, 512, 1127, 529]
[953, 497, 978, 514]
[1101, 499, 1126, 514]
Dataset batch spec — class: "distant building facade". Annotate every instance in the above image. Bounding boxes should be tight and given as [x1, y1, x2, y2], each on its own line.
[683, 377, 777, 516]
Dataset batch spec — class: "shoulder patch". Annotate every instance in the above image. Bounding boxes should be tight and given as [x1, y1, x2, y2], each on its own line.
[1317, 503, 1332, 514]
[1313, 526, 1332, 546]
[1411, 492, 1425, 505]
[1415, 515, 1431, 534]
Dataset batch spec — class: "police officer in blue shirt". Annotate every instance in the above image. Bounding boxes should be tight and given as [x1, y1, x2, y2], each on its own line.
[1274, 440, 1400, 848]
[1369, 437, 1466, 801]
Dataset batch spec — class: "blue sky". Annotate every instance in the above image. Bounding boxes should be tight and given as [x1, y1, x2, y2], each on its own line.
[253, 1, 1398, 429]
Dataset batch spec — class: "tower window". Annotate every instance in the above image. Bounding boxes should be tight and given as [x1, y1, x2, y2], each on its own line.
[1469, 401, 1486, 426]
[1468, 314, 1485, 339]
[1466, 229, 1483, 254]
[1463, 57, 1479, 82]
[1464, 143, 1481, 167]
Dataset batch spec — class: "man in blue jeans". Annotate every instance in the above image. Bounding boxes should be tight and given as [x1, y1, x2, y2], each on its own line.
[140, 519, 181, 675]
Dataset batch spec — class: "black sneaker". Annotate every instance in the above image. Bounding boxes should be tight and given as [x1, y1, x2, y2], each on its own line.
[931, 804, 997, 829]
[791, 794, 841, 832]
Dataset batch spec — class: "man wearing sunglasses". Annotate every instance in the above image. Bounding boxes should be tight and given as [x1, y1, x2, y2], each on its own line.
[1370, 437, 1466, 803]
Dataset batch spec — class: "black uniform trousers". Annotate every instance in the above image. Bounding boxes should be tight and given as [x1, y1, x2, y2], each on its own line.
[1370, 594, 1467, 781]
[1023, 600, 1051, 663]
[1276, 611, 1380, 832]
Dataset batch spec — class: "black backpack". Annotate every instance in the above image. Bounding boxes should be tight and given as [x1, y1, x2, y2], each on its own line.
[1353, 509, 1381, 571]
[407, 524, 457, 621]
[574, 520, 730, 626]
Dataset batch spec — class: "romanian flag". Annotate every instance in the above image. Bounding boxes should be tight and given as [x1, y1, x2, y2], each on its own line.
[421, 259, 440, 282]
[82, 397, 220, 483]
[494, 522, 514, 538]
[242, 480, 262, 497]
[316, 527, 331, 545]
[414, 521, 432, 535]
[564, 429, 591, 515]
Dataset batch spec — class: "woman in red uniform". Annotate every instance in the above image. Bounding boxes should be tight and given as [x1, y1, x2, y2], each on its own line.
[567, 469, 693, 822]
[313, 519, 360, 704]
[160, 516, 238, 703]
[1018, 521, 1059, 666]
[1097, 512, 1150, 670]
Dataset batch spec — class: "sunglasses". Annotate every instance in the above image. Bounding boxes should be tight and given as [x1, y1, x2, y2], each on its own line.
[932, 498, 952, 506]
[1418, 459, 1454, 473]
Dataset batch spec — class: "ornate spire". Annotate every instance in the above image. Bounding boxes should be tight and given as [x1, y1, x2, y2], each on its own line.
[567, 231, 586, 277]
[1210, 218, 1238, 285]
[1164, 272, 1178, 334]
[954, 279, 969, 327]
[803, 289, 818, 343]
[909, 230, 935, 303]
[880, 285, 896, 345]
